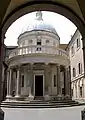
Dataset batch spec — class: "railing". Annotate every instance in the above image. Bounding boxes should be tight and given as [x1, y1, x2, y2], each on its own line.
[9, 45, 69, 59]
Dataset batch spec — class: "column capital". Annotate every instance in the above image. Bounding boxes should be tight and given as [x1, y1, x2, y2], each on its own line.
[7, 68, 10, 72]
[17, 65, 21, 70]
[64, 65, 68, 69]
[56, 63, 60, 67]
[45, 62, 49, 65]
[30, 63, 34, 66]
[8, 66, 12, 70]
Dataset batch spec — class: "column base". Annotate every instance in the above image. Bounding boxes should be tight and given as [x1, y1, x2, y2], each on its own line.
[28, 94, 34, 101]
[64, 95, 70, 100]
[15, 95, 20, 98]
[44, 94, 50, 101]
[57, 94, 62, 100]
[6, 95, 12, 98]
[6, 95, 12, 101]
[14, 95, 22, 101]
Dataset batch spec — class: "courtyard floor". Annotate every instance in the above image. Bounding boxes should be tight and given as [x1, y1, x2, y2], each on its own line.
[1, 105, 85, 120]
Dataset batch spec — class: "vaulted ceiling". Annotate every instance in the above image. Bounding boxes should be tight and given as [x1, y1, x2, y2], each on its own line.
[0, 0, 85, 29]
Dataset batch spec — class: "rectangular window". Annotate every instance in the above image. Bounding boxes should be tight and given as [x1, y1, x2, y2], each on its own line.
[77, 38, 80, 48]
[71, 46, 74, 55]
[36, 47, 41, 51]
[29, 40, 32, 44]
[46, 40, 49, 44]
[78, 63, 82, 74]
[73, 68, 76, 77]
[37, 42, 41, 45]
[54, 75, 56, 87]
[21, 75, 24, 87]
[80, 87, 82, 97]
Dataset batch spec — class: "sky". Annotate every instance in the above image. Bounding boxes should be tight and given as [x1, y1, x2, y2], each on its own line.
[4, 11, 77, 46]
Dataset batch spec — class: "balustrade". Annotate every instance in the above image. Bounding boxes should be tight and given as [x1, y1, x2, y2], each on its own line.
[9, 45, 68, 58]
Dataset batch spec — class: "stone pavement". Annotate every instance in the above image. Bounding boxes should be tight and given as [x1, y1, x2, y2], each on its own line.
[1, 105, 85, 120]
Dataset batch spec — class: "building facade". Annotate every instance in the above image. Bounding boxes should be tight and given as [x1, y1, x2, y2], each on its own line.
[66, 29, 85, 102]
[3, 12, 71, 102]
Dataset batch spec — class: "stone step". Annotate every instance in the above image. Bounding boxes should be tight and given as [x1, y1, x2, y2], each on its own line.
[1, 103, 77, 108]
[1, 100, 79, 108]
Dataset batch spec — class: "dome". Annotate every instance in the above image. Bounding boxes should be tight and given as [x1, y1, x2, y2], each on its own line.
[22, 11, 58, 35]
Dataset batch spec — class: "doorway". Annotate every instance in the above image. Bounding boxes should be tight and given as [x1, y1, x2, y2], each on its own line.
[35, 75, 43, 96]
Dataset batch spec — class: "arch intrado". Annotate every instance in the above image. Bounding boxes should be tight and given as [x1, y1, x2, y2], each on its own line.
[0, 1, 85, 102]
[1, 1, 85, 37]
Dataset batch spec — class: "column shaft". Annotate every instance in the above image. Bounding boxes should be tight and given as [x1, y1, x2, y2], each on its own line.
[68, 66, 71, 97]
[57, 64, 62, 96]
[64, 67, 69, 96]
[9, 68, 12, 96]
[15, 67, 20, 97]
[6, 70, 9, 97]
[29, 64, 33, 96]
[44, 64, 49, 95]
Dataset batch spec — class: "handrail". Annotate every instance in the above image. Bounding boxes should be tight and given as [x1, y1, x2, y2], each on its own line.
[9, 45, 69, 59]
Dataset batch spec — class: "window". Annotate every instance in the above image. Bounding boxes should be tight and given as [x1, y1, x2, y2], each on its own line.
[37, 41, 41, 45]
[29, 40, 32, 44]
[71, 46, 74, 55]
[21, 75, 24, 87]
[46, 40, 49, 44]
[78, 63, 82, 74]
[80, 87, 82, 97]
[73, 68, 76, 77]
[77, 38, 80, 48]
[36, 47, 41, 51]
[54, 75, 56, 87]
[37, 39, 41, 45]
[22, 41, 25, 46]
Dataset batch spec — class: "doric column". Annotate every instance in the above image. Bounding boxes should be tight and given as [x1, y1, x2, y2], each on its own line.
[68, 66, 72, 98]
[77, 80, 80, 99]
[82, 79, 85, 98]
[73, 82, 76, 99]
[64, 67, 69, 98]
[9, 68, 12, 97]
[44, 63, 49, 95]
[29, 63, 34, 97]
[15, 66, 20, 97]
[48, 64, 52, 95]
[6, 70, 10, 98]
[56, 64, 62, 98]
